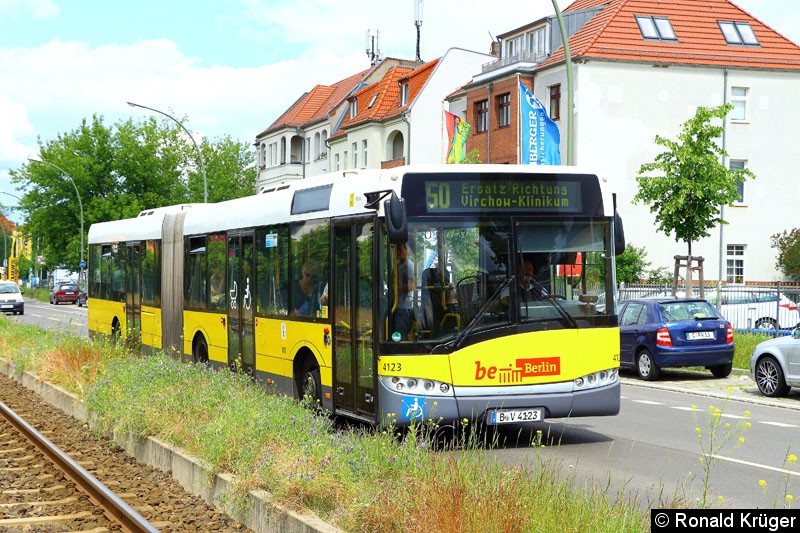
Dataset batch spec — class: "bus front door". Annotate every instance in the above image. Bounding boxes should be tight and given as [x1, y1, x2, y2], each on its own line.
[332, 220, 376, 420]
[226, 233, 255, 376]
[125, 242, 142, 345]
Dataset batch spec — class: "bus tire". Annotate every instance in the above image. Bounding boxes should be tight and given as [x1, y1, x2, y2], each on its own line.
[193, 335, 209, 364]
[299, 357, 322, 407]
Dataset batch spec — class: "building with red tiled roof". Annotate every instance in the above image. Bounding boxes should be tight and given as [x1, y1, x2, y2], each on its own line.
[451, 0, 800, 282]
[255, 59, 416, 187]
[326, 48, 493, 174]
[255, 58, 421, 188]
[255, 48, 493, 188]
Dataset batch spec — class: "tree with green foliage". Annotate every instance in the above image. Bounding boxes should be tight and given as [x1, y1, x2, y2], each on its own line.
[9, 114, 255, 271]
[615, 244, 650, 283]
[634, 104, 755, 259]
[770, 228, 800, 281]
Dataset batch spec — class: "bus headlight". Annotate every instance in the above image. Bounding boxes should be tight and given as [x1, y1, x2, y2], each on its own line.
[381, 376, 454, 397]
[574, 368, 618, 390]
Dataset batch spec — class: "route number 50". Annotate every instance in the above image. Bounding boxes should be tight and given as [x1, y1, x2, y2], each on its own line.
[426, 182, 450, 210]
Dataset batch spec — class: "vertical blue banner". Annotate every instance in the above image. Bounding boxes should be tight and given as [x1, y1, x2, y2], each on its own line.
[519, 80, 561, 165]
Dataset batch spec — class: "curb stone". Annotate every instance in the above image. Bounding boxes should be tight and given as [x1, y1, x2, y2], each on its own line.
[0, 360, 342, 533]
[621, 368, 800, 411]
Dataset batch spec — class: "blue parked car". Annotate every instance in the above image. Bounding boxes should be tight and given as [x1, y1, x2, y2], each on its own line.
[618, 298, 734, 381]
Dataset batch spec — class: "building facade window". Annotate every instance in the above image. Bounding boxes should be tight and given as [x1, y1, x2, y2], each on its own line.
[352, 142, 358, 168]
[334, 153, 340, 171]
[528, 27, 547, 57]
[400, 82, 409, 106]
[729, 160, 746, 204]
[726, 244, 745, 283]
[505, 37, 518, 58]
[549, 84, 561, 121]
[497, 93, 511, 128]
[362, 140, 368, 167]
[635, 15, 677, 41]
[475, 99, 489, 133]
[719, 21, 759, 45]
[258, 144, 266, 168]
[731, 87, 749, 121]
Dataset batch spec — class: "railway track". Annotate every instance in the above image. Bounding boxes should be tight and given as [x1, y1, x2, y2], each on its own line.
[0, 399, 158, 532]
[0, 373, 251, 532]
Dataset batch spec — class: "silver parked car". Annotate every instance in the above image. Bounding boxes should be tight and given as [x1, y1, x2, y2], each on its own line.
[750, 329, 800, 397]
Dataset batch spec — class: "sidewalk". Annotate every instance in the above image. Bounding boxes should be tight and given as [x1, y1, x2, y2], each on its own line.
[621, 368, 800, 411]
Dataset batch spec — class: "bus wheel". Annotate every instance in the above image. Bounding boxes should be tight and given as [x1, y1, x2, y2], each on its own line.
[193, 335, 209, 364]
[300, 358, 322, 408]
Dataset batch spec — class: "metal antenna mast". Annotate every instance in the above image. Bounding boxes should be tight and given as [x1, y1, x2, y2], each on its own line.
[414, 0, 423, 62]
[365, 29, 381, 67]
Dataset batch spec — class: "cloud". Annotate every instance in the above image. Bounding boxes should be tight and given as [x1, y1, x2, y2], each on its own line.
[0, 0, 59, 19]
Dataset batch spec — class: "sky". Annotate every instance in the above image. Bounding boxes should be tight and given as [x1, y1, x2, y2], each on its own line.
[1, 0, 799, 222]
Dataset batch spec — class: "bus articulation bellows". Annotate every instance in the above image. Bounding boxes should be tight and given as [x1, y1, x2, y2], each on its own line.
[87, 164, 625, 427]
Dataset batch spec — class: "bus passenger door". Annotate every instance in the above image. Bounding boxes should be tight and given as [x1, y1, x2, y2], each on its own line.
[227, 233, 255, 376]
[125, 242, 142, 344]
[332, 220, 376, 419]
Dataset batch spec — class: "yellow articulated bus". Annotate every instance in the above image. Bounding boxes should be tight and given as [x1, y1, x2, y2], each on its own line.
[87, 164, 625, 427]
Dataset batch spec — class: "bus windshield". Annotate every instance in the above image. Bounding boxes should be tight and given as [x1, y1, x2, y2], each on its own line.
[382, 216, 615, 346]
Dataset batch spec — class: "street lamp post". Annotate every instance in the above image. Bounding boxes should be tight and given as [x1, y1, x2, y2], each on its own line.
[27, 158, 85, 283]
[127, 101, 208, 203]
[551, 0, 574, 165]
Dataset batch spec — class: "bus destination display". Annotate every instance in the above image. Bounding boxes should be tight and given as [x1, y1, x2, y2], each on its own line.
[424, 180, 583, 213]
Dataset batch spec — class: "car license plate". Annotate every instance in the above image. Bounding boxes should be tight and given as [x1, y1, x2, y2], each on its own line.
[487, 408, 544, 425]
[65, 291, 75, 295]
[687, 331, 714, 340]
[1, 304, 11, 309]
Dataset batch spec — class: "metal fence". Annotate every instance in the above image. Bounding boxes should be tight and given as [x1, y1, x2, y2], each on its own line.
[618, 282, 800, 335]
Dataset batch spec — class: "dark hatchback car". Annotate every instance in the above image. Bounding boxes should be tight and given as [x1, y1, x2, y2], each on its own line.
[618, 298, 734, 380]
[50, 282, 81, 305]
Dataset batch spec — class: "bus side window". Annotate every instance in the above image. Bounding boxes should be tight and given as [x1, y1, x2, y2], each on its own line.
[256, 226, 289, 315]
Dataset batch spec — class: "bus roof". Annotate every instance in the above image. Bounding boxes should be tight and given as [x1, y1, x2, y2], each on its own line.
[89, 164, 614, 243]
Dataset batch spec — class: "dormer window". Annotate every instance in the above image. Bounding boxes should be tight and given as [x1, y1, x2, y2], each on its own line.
[635, 15, 677, 41]
[719, 21, 760, 45]
[400, 82, 409, 106]
[350, 98, 358, 119]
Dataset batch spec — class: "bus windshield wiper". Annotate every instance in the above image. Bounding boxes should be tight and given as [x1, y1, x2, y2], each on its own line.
[437, 277, 513, 352]
[526, 277, 579, 329]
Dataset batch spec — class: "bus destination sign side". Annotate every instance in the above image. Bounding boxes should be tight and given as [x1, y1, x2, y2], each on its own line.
[425, 180, 583, 213]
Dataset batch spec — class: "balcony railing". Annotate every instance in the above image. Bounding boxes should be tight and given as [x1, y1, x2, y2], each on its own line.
[481, 50, 548, 74]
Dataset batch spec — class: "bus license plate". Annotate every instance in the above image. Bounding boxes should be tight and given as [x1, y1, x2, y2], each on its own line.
[488, 408, 544, 425]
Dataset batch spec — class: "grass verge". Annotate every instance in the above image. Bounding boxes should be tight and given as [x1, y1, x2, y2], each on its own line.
[0, 314, 673, 532]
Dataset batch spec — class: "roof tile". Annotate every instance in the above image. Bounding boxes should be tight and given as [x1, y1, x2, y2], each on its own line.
[540, 0, 800, 70]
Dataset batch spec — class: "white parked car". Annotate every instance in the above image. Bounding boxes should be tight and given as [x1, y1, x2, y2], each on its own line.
[0, 280, 24, 315]
[750, 328, 800, 397]
[707, 289, 800, 332]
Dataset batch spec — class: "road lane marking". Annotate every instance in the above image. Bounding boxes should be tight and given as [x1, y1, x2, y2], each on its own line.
[761, 421, 798, 428]
[632, 400, 664, 405]
[707, 454, 800, 477]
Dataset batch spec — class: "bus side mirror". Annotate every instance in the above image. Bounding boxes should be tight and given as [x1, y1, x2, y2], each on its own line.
[614, 211, 626, 256]
[384, 193, 408, 244]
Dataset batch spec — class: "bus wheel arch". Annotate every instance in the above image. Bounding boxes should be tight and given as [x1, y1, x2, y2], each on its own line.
[294, 349, 322, 407]
[192, 332, 209, 364]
